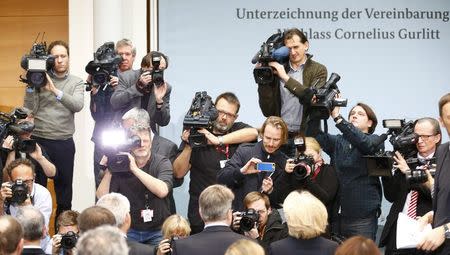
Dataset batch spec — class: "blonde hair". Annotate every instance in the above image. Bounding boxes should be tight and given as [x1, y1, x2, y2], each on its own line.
[304, 137, 321, 154]
[283, 190, 327, 239]
[225, 239, 265, 255]
[161, 214, 191, 239]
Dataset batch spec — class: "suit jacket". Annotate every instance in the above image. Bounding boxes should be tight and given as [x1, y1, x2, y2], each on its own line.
[126, 239, 155, 255]
[379, 171, 432, 250]
[172, 225, 250, 255]
[269, 236, 338, 255]
[22, 247, 46, 255]
[111, 69, 171, 132]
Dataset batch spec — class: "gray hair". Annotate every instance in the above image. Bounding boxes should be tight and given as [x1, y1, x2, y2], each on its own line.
[96, 193, 131, 228]
[122, 107, 150, 131]
[15, 207, 45, 241]
[75, 225, 129, 255]
[199, 185, 234, 222]
[115, 38, 136, 57]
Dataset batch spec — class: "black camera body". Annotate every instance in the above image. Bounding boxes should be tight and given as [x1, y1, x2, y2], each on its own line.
[404, 157, 436, 184]
[85, 42, 122, 90]
[102, 131, 141, 173]
[252, 29, 289, 85]
[20, 39, 55, 89]
[0, 108, 36, 154]
[183, 91, 218, 148]
[60, 231, 78, 250]
[239, 208, 260, 232]
[309, 73, 348, 120]
[7, 179, 29, 205]
[292, 137, 315, 181]
[150, 56, 164, 87]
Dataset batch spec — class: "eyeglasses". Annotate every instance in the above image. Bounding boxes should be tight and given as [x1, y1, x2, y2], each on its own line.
[217, 109, 237, 119]
[415, 133, 436, 141]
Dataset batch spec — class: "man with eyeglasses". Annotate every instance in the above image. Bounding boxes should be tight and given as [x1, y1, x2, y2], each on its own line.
[0, 158, 52, 252]
[380, 117, 441, 255]
[173, 92, 258, 234]
[111, 51, 171, 133]
[231, 191, 288, 252]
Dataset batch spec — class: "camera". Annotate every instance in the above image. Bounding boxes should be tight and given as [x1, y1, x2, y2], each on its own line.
[60, 231, 78, 250]
[101, 129, 141, 173]
[85, 42, 122, 90]
[20, 34, 55, 89]
[252, 29, 289, 85]
[150, 56, 164, 87]
[292, 137, 315, 181]
[309, 73, 348, 120]
[6, 179, 29, 205]
[0, 108, 36, 153]
[239, 208, 260, 232]
[183, 91, 218, 147]
[404, 157, 436, 184]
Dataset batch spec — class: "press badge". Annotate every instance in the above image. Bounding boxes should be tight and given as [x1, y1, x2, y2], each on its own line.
[141, 209, 154, 223]
[220, 159, 229, 169]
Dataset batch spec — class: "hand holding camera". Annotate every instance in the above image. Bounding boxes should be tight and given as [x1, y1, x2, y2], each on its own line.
[0, 180, 30, 205]
[240, 158, 262, 175]
[393, 151, 409, 174]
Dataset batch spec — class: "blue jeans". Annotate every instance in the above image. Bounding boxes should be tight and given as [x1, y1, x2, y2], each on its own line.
[127, 228, 162, 245]
[337, 214, 378, 241]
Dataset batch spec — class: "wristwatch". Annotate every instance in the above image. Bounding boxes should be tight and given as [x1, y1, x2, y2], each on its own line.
[444, 224, 450, 239]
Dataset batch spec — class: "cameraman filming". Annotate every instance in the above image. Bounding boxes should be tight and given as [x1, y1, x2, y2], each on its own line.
[256, 28, 327, 157]
[1, 107, 56, 187]
[231, 192, 288, 251]
[111, 51, 171, 133]
[380, 117, 441, 255]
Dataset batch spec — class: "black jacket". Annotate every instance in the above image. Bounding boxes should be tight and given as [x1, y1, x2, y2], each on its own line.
[259, 209, 289, 250]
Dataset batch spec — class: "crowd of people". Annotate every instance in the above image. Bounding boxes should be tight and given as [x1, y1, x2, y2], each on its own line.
[1, 28, 450, 255]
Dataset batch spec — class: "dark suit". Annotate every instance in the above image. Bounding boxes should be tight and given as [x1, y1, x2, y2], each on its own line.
[380, 171, 432, 255]
[152, 134, 183, 214]
[433, 143, 450, 255]
[172, 225, 250, 255]
[21, 247, 46, 255]
[269, 236, 338, 255]
[111, 69, 171, 132]
[127, 239, 155, 255]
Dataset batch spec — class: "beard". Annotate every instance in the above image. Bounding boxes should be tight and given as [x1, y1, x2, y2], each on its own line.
[213, 120, 232, 134]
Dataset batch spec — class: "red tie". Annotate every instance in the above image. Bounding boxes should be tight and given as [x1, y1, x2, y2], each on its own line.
[407, 190, 418, 219]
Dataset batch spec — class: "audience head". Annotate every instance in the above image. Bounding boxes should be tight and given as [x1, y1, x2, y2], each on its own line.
[199, 184, 234, 224]
[283, 190, 327, 239]
[213, 92, 240, 133]
[348, 103, 378, 134]
[0, 215, 24, 255]
[15, 207, 46, 242]
[260, 116, 288, 154]
[225, 239, 265, 255]
[243, 192, 271, 229]
[334, 236, 381, 255]
[56, 210, 80, 235]
[115, 38, 136, 72]
[414, 117, 441, 157]
[161, 214, 191, 239]
[439, 93, 450, 136]
[75, 225, 129, 255]
[96, 193, 131, 230]
[77, 206, 116, 233]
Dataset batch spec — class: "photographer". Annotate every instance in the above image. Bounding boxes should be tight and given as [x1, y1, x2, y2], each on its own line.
[380, 117, 441, 255]
[23, 40, 84, 220]
[270, 137, 338, 232]
[156, 214, 191, 255]
[51, 210, 80, 255]
[95, 120, 173, 245]
[217, 116, 289, 211]
[1, 107, 56, 187]
[111, 51, 171, 133]
[231, 192, 288, 251]
[256, 28, 327, 157]
[172, 92, 258, 234]
[89, 40, 136, 189]
[306, 102, 383, 241]
[0, 159, 52, 251]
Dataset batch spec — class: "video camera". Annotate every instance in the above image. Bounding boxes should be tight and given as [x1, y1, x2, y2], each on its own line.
[6, 179, 29, 205]
[239, 208, 260, 232]
[252, 29, 289, 85]
[85, 42, 122, 91]
[60, 231, 78, 250]
[20, 33, 55, 89]
[309, 73, 348, 120]
[183, 91, 218, 147]
[101, 129, 141, 173]
[292, 137, 315, 181]
[0, 108, 36, 154]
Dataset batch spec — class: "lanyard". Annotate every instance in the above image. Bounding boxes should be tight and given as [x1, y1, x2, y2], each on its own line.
[216, 144, 230, 159]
